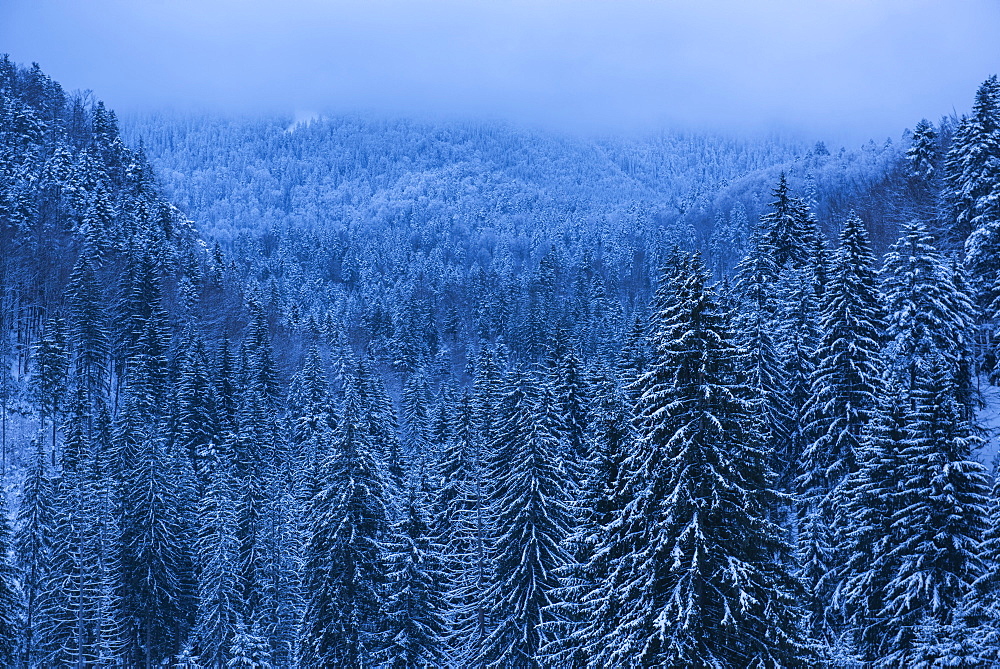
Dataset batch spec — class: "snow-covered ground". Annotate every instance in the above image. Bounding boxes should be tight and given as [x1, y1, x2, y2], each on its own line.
[978, 380, 1000, 472]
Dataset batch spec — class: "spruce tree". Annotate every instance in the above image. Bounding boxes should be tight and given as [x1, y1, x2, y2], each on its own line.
[478, 370, 572, 668]
[118, 430, 195, 667]
[945, 75, 1000, 244]
[382, 490, 448, 668]
[16, 438, 55, 667]
[838, 384, 910, 663]
[882, 361, 989, 664]
[0, 488, 21, 667]
[583, 255, 808, 667]
[798, 214, 883, 639]
[66, 251, 109, 402]
[882, 220, 978, 411]
[173, 331, 220, 479]
[194, 452, 241, 667]
[40, 419, 123, 667]
[33, 316, 69, 459]
[433, 388, 491, 663]
[543, 371, 633, 668]
[301, 384, 390, 668]
[964, 468, 1000, 663]
[800, 213, 883, 509]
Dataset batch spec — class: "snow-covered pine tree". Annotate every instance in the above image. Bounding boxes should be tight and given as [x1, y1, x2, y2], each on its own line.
[553, 344, 591, 488]
[301, 383, 391, 668]
[881, 360, 989, 664]
[118, 429, 196, 667]
[286, 345, 333, 477]
[433, 386, 492, 664]
[226, 619, 271, 668]
[477, 369, 572, 668]
[761, 172, 820, 271]
[796, 213, 884, 643]
[65, 250, 109, 403]
[33, 316, 69, 459]
[800, 213, 883, 507]
[732, 229, 795, 493]
[0, 487, 20, 667]
[382, 489, 448, 668]
[16, 437, 55, 667]
[838, 383, 910, 663]
[882, 219, 979, 413]
[193, 450, 241, 667]
[401, 369, 433, 488]
[945, 75, 1000, 244]
[905, 119, 946, 233]
[542, 370, 632, 668]
[173, 330, 220, 479]
[355, 358, 405, 499]
[585, 253, 808, 667]
[964, 470, 1000, 664]
[39, 409, 119, 667]
[908, 119, 940, 183]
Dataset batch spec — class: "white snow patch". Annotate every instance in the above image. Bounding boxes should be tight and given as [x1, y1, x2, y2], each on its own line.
[977, 380, 1000, 471]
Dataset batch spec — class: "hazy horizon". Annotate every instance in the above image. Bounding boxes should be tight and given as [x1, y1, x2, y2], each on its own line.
[3, 0, 999, 145]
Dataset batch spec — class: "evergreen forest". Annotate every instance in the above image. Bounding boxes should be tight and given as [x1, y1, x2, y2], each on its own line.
[4, 56, 1000, 666]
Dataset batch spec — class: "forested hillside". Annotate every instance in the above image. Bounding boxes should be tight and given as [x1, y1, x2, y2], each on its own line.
[3, 55, 1000, 666]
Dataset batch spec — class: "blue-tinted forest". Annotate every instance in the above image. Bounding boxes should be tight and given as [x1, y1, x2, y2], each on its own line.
[2, 56, 1000, 666]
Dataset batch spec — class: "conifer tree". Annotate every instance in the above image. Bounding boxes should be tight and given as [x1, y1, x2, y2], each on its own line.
[882, 220, 978, 411]
[961, 469, 1000, 664]
[945, 75, 1000, 243]
[0, 489, 21, 667]
[800, 213, 883, 518]
[478, 370, 571, 668]
[194, 452, 241, 667]
[16, 438, 55, 667]
[66, 251, 109, 401]
[40, 416, 123, 667]
[382, 490, 448, 668]
[908, 119, 940, 183]
[583, 255, 808, 667]
[121, 434, 196, 666]
[761, 173, 818, 269]
[838, 384, 910, 663]
[286, 345, 333, 476]
[732, 230, 795, 492]
[547, 344, 590, 491]
[543, 371, 632, 668]
[882, 361, 989, 664]
[433, 388, 491, 663]
[301, 384, 390, 668]
[174, 331, 220, 479]
[33, 316, 69, 458]
[227, 619, 271, 668]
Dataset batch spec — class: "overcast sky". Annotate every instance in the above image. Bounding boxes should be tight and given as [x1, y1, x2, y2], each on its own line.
[2, 0, 998, 142]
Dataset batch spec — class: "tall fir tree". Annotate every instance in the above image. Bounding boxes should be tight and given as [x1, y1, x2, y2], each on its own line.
[193, 450, 241, 668]
[0, 488, 20, 667]
[478, 370, 572, 668]
[301, 384, 391, 668]
[581, 254, 808, 667]
[382, 489, 448, 668]
[882, 219, 979, 413]
[16, 438, 55, 667]
[881, 361, 989, 665]
[945, 75, 1000, 244]
[838, 383, 910, 664]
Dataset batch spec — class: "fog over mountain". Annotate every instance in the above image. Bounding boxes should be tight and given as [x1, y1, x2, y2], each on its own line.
[3, 0, 998, 141]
